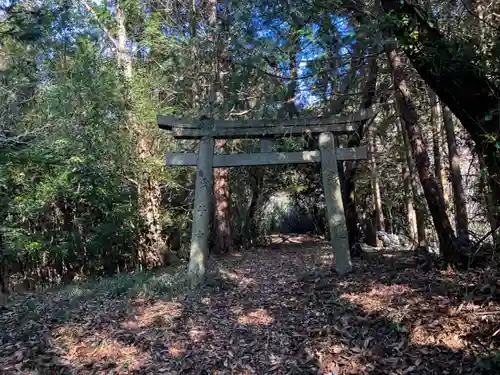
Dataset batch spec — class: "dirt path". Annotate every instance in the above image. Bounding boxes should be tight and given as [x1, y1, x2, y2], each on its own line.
[1, 236, 499, 374]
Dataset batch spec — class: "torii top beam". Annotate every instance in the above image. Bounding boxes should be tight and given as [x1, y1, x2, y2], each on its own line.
[157, 107, 374, 139]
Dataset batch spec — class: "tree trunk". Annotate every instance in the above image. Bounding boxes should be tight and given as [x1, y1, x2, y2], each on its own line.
[403, 117, 427, 248]
[246, 171, 263, 246]
[136, 138, 167, 267]
[370, 133, 385, 232]
[210, 0, 232, 254]
[384, 205, 393, 234]
[442, 105, 470, 242]
[397, 118, 418, 245]
[115, 0, 165, 267]
[213, 166, 232, 253]
[380, 0, 500, 236]
[343, 52, 378, 253]
[0, 229, 8, 298]
[427, 88, 448, 204]
[213, 141, 232, 253]
[189, 0, 200, 107]
[462, 0, 484, 46]
[386, 43, 458, 261]
[478, 151, 499, 245]
[364, 208, 379, 247]
[402, 162, 418, 243]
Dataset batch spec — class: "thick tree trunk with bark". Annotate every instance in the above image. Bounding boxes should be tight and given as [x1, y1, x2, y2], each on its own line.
[210, 0, 232, 254]
[213, 141, 232, 253]
[442, 105, 470, 242]
[380, 0, 500, 236]
[386, 44, 458, 261]
[115, 0, 165, 267]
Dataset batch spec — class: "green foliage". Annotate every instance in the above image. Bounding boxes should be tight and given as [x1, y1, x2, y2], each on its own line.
[2, 36, 142, 278]
[0, 0, 198, 287]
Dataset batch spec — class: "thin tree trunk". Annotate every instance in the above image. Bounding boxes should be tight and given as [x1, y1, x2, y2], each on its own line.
[428, 88, 448, 204]
[0, 229, 8, 298]
[280, 31, 300, 119]
[246, 172, 263, 245]
[380, 0, 500, 234]
[402, 163, 418, 243]
[384, 205, 393, 234]
[478, 151, 499, 245]
[189, 0, 199, 107]
[370, 133, 385, 232]
[343, 52, 378, 254]
[397, 118, 418, 245]
[386, 43, 458, 261]
[442, 105, 470, 242]
[463, 0, 484, 46]
[401, 113, 427, 247]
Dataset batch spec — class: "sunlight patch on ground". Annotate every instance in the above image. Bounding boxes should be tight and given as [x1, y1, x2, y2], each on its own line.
[51, 325, 150, 371]
[341, 284, 414, 320]
[340, 283, 468, 351]
[236, 308, 274, 325]
[166, 343, 186, 357]
[218, 268, 257, 288]
[121, 300, 182, 329]
[411, 323, 466, 349]
[341, 284, 412, 308]
[319, 253, 335, 265]
[188, 325, 208, 343]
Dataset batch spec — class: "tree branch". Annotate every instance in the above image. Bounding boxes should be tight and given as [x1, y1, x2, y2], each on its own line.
[78, 0, 119, 50]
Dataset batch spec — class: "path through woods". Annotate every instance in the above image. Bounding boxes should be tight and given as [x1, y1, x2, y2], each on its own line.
[1, 236, 499, 374]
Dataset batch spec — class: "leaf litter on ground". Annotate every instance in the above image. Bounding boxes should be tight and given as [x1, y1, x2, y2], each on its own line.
[0, 235, 499, 374]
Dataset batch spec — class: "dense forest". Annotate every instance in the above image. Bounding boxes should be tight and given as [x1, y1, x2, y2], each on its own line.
[0, 0, 500, 373]
[1, 0, 498, 288]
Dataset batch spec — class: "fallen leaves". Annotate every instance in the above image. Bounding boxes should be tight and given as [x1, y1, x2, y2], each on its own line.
[0, 236, 499, 374]
[237, 308, 274, 326]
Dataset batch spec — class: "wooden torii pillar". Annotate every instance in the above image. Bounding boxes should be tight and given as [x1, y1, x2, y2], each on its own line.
[158, 110, 372, 285]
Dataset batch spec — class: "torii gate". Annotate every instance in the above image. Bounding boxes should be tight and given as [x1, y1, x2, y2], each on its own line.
[157, 109, 372, 284]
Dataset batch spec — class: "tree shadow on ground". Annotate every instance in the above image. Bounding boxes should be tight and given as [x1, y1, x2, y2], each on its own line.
[1, 240, 499, 374]
[0, 263, 191, 373]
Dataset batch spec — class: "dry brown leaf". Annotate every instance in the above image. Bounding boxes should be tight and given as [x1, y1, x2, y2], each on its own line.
[0, 238, 498, 375]
[332, 345, 343, 354]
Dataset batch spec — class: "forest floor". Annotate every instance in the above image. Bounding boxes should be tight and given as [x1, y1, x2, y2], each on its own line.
[1, 235, 500, 375]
